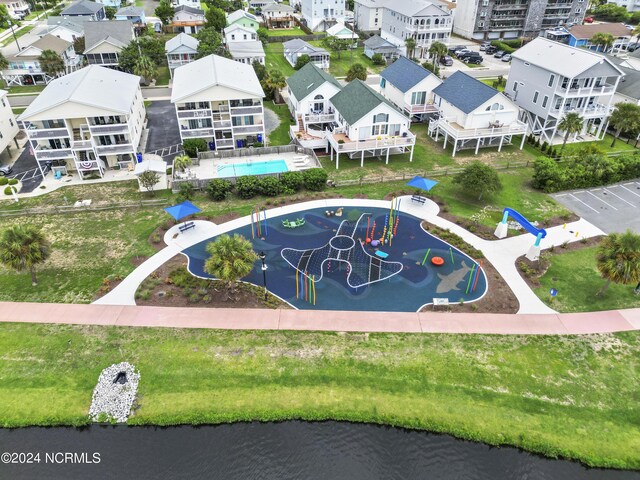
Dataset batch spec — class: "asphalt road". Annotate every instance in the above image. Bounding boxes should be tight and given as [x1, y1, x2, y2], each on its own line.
[145, 100, 182, 160]
[9, 143, 42, 193]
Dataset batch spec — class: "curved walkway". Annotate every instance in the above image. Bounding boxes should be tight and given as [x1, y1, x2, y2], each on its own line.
[94, 197, 606, 315]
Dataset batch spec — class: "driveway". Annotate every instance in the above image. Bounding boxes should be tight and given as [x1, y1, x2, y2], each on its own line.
[552, 180, 640, 234]
[145, 100, 182, 160]
[8, 144, 43, 193]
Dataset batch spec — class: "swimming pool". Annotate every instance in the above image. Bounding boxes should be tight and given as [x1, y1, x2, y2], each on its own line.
[217, 159, 289, 178]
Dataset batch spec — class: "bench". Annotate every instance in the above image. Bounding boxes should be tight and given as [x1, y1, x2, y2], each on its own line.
[179, 221, 195, 233]
[411, 195, 426, 204]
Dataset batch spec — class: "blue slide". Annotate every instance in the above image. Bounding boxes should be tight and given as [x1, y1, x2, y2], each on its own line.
[501, 208, 547, 239]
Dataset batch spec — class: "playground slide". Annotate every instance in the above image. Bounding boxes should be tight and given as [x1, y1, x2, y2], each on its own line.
[502, 208, 547, 238]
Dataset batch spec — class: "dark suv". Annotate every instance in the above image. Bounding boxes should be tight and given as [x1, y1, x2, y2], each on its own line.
[440, 55, 453, 66]
[485, 45, 497, 54]
[459, 52, 483, 64]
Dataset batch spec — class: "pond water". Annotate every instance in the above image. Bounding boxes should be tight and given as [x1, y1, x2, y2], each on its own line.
[1, 422, 638, 480]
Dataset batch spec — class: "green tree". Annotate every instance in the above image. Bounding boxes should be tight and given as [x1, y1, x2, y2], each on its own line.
[593, 3, 629, 21]
[371, 53, 385, 65]
[346, 63, 367, 82]
[183, 138, 208, 157]
[0, 225, 51, 286]
[0, 52, 8, 70]
[155, 0, 175, 26]
[105, 6, 117, 19]
[138, 170, 161, 195]
[73, 36, 85, 55]
[119, 36, 166, 71]
[252, 60, 267, 81]
[133, 55, 156, 84]
[322, 36, 350, 59]
[608, 103, 640, 148]
[205, 6, 226, 30]
[38, 49, 65, 77]
[294, 54, 311, 70]
[0, 5, 11, 29]
[196, 27, 224, 58]
[633, 24, 640, 46]
[596, 230, 640, 296]
[590, 32, 614, 52]
[263, 68, 286, 102]
[557, 112, 584, 153]
[257, 26, 269, 45]
[428, 40, 447, 70]
[204, 234, 258, 294]
[453, 161, 502, 200]
[173, 154, 192, 172]
[404, 37, 416, 59]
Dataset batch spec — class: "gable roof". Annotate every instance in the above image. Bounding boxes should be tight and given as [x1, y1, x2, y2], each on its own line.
[326, 22, 357, 38]
[432, 71, 499, 114]
[262, 3, 294, 12]
[61, 0, 103, 15]
[227, 40, 265, 57]
[512, 37, 625, 77]
[330, 80, 399, 124]
[286, 62, 342, 101]
[606, 55, 640, 100]
[171, 54, 264, 102]
[174, 5, 204, 15]
[226, 9, 257, 24]
[165, 32, 199, 53]
[224, 23, 255, 36]
[363, 34, 396, 50]
[30, 34, 72, 53]
[18, 65, 140, 121]
[384, 0, 449, 18]
[38, 17, 84, 35]
[381, 56, 433, 93]
[116, 5, 144, 17]
[568, 22, 631, 40]
[84, 20, 134, 52]
[283, 38, 328, 55]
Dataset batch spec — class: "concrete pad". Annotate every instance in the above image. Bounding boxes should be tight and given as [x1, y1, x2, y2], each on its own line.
[278, 309, 422, 333]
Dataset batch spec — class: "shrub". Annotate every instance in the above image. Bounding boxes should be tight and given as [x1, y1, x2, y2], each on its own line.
[490, 40, 516, 54]
[182, 138, 208, 158]
[4, 186, 16, 195]
[206, 178, 233, 201]
[422, 62, 440, 77]
[235, 175, 261, 199]
[257, 176, 282, 197]
[176, 182, 195, 202]
[371, 53, 386, 65]
[7, 178, 18, 185]
[302, 168, 328, 191]
[253, 142, 264, 148]
[0, 178, 7, 186]
[280, 171, 304, 192]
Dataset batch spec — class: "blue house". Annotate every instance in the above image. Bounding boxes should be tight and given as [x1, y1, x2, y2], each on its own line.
[546, 22, 631, 53]
[115, 6, 146, 25]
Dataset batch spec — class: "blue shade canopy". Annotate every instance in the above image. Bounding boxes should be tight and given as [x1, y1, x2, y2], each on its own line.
[164, 201, 201, 221]
[406, 176, 438, 191]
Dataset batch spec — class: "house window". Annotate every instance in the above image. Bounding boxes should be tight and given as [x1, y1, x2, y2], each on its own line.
[542, 95, 548, 108]
[485, 103, 504, 111]
[0, 98, 4, 107]
[9, 118, 13, 127]
[480, 11, 486, 17]
[372, 124, 388, 135]
[373, 113, 389, 123]
[548, 74, 555, 87]
[513, 82, 518, 92]
[533, 91, 539, 104]
[390, 123, 401, 135]
[411, 91, 426, 105]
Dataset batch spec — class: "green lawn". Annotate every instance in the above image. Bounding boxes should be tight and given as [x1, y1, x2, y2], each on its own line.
[0, 24, 35, 47]
[266, 27, 307, 36]
[480, 78, 505, 92]
[308, 41, 385, 77]
[11, 107, 26, 115]
[264, 100, 292, 146]
[6, 84, 45, 95]
[155, 66, 171, 86]
[534, 247, 640, 313]
[264, 43, 295, 77]
[560, 133, 639, 156]
[1, 323, 639, 469]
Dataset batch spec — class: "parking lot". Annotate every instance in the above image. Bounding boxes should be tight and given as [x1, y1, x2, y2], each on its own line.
[552, 180, 640, 233]
[440, 39, 511, 78]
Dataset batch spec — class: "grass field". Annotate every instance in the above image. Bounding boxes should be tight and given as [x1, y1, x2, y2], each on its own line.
[480, 78, 505, 92]
[534, 247, 640, 313]
[264, 43, 295, 77]
[1, 323, 639, 469]
[11, 107, 26, 115]
[560, 133, 638, 155]
[264, 100, 292, 146]
[6, 84, 46, 94]
[155, 66, 171, 86]
[0, 24, 35, 47]
[266, 27, 307, 36]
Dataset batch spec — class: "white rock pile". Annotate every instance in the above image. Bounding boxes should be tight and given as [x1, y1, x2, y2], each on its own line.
[89, 362, 140, 423]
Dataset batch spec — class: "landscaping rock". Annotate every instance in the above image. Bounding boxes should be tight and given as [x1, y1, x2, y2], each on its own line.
[89, 362, 140, 423]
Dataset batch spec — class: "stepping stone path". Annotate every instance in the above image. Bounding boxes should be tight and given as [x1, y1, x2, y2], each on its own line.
[89, 362, 140, 423]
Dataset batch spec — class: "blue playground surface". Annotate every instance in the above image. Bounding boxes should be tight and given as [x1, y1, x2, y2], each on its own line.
[182, 206, 488, 312]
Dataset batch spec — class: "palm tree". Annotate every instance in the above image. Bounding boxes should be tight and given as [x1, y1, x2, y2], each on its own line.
[264, 69, 286, 103]
[173, 154, 192, 172]
[596, 230, 640, 296]
[428, 41, 447, 70]
[608, 103, 640, 147]
[590, 32, 614, 52]
[404, 37, 416, 59]
[633, 24, 640, 47]
[557, 112, 584, 153]
[38, 50, 65, 77]
[204, 234, 258, 296]
[0, 52, 8, 71]
[0, 224, 51, 286]
[133, 55, 156, 85]
[346, 63, 367, 82]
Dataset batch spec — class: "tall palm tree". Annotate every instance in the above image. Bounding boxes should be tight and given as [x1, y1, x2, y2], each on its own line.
[0, 225, 51, 286]
[173, 154, 192, 172]
[133, 55, 156, 85]
[38, 50, 65, 77]
[204, 234, 258, 295]
[596, 230, 640, 296]
[633, 24, 640, 47]
[590, 32, 614, 52]
[557, 112, 584, 153]
[608, 103, 640, 147]
[346, 63, 367, 82]
[264, 69, 286, 103]
[428, 41, 447, 70]
[404, 37, 416, 59]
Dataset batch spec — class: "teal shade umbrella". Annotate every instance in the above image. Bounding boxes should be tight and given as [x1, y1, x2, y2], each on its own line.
[406, 176, 438, 191]
[164, 201, 201, 222]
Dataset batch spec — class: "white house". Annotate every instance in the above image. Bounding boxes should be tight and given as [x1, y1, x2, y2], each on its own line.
[326, 22, 358, 40]
[608, 51, 640, 106]
[224, 23, 258, 43]
[327, 80, 416, 168]
[0, 90, 20, 163]
[34, 17, 85, 43]
[228, 41, 266, 65]
[172, 5, 205, 34]
[379, 56, 442, 120]
[166, 33, 199, 78]
[363, 34, 397, 60]
[18, 65, 146, 180]
[2, 34, 81, 87]
[302, 0, 346, 31]
[354, 0, 384, 32]
[83, 20, 135, 68]
[262, 3, 295, 29]
[171, 54, 266, 149]
[248, 0, 275, 10]
[1, 0, 30, 19]
[428, 71, 527, 156]
[283, 38, 330, 69]
[172, 0, 201, 9]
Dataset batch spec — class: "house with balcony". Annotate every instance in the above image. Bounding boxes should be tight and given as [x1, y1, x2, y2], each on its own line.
[608, 51, 640, 106]
[379, 56, 442, 120]
[428, 71, 527, 156]
[115, 6, 146, 26]
[226, 10, 260, 31]
[509, 37, 624, 144]
[327, 80, 415, 168]
[166, 33, 199, 78]
[171, 54, 266, 150]
[286, 62, 342, 148]
[283, 39, 330, 69]
[263, 3, 295, 29]
[83, 20, 135, 68]
[0, 90, 20, 163]
[172, 5, 205, 34]
[2, 0, 30, 19]
[2, 34, 81, 87]
[61, 0, 106, 21]
[567, 23, 631, 53]
[18, 65, 146, 180]
[302, 0, 346, 31]
[34, 17, 85, 43]
[380, 0, 454, 60]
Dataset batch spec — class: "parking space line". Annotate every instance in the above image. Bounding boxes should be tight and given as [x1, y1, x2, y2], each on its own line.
[567, 193, 600, 213]
[583, 190, 618, 210]
[603, 188, 636, 207]
[617, 184, 640, 199]
[554, 193, 568, 197]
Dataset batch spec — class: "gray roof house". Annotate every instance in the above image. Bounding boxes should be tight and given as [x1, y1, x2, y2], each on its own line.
[429, 71, 527, 157]
[608, 52, 640, 106]
[227, 41, 266, 66]
[166, 33, 199, 77]
[34, 17, 84, 42]
[115, 6, 146, 24]
[363, 35, 397, 60]
[84, 20, 135, 68]
[283, 39, 330, 70]
[61, 0, 105, 21]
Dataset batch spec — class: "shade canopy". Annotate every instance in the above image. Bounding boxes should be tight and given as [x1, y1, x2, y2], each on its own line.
[164, 201, 201, 221]
[406, 176, 438, 191]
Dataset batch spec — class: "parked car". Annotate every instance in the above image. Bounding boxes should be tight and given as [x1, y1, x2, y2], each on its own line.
[440, 55, 453, 66]
[628, 42, 639, 52]
[0, 165, 13, 176]
[584, 16, 593, 23]
[485, 45, 497, 55]
[494, 50, 506, 58]
[455, 48, 472, 58]
[448, 45, 466, 55]
[479, 42, 491, 51]
[501, 54, 512, 62]
[463, 53, 483, 64]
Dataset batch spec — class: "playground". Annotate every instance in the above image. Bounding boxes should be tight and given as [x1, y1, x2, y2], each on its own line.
[182, 204, 488, 312]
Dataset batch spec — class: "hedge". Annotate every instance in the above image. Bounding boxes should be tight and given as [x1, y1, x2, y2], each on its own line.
[4, 186, 16, 195]
[0, 177, 8, 186]
[8, 178, 18, 185]
[490, 40, 516, 54]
